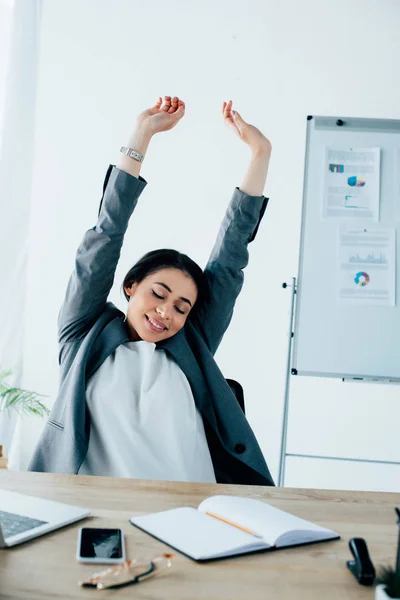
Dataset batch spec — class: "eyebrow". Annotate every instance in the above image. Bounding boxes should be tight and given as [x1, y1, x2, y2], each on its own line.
[154, 282, 193, 307]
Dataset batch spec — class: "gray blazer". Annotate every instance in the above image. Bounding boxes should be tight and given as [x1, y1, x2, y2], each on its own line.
[28, 165, 274, 486]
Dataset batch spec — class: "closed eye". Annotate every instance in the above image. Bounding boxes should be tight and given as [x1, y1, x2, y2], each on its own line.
[152, 290, 186, 315]
[152, 290, 164, 300]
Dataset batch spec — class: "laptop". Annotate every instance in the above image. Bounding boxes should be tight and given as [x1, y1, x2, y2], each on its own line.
[0, 489, 91, 548]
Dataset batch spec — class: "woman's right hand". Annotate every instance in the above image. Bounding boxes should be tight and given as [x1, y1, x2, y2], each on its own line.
[120, 96, 185, 178]
[136, 96, 185, 136]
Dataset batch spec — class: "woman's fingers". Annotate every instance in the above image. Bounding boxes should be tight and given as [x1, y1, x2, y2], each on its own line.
[222, 100, 242, 138]
[160, 95, 183, 114]
[155, 97, 241, 120]
[223, 100, 233, 120]
[170, 96, 179, 113]
[176, 100, 185, 114]
[223, 100, 236, 128]
[161, 96, 172, 112]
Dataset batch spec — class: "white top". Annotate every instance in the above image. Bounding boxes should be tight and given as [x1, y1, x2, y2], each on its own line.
[78, 341, 216, 483]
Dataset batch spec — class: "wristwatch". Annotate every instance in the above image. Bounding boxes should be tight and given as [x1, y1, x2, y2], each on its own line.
[120, 146, 145, 163]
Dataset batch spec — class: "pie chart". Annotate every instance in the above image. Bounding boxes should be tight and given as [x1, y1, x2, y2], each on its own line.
[354, 272, 370, 286]
[348, 176, 366, 187]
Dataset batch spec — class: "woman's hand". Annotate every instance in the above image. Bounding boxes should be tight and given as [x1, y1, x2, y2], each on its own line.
[136, 96, 185, 136]
[222, 100, 271, 156]
[120, 96, 185, 179]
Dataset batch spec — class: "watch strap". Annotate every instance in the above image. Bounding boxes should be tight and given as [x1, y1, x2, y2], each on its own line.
[120, 146, 145, 163]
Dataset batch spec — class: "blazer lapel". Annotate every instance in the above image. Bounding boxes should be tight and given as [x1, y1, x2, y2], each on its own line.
[157, 331, 217, 428]
[86, 316, 130, 380]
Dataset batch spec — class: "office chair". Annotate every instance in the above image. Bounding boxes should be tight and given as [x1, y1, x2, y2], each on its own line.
[225, 379, 245, 415]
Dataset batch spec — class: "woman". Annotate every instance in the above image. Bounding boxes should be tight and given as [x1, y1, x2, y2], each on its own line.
[29, 96, 274, 486]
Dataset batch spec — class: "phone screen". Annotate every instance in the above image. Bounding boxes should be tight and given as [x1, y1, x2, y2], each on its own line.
[79, 528, 123, 559]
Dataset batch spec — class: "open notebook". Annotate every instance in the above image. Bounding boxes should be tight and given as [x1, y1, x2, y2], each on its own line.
[130, 495, 340, 561]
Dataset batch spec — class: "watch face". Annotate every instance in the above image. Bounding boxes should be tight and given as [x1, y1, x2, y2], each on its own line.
[121, 148, 143, 162]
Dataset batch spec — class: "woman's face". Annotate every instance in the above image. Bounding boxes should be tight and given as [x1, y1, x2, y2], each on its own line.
[124, 268, 198, 342]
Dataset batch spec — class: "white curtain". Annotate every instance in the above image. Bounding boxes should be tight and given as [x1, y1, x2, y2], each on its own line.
[0, 0, 42, 464]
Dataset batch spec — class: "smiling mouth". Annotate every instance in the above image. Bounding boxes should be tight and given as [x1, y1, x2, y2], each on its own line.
[145, 315, 167, 332]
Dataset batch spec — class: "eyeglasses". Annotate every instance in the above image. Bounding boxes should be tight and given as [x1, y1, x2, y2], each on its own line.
[79, 552, 175, 590]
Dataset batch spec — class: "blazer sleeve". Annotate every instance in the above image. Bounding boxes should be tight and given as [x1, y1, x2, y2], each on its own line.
[58, 165, 147, 344]
[189, 187, 268, 355]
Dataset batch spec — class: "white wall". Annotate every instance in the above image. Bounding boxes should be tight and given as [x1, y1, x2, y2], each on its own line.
[17, 0, 400, 489]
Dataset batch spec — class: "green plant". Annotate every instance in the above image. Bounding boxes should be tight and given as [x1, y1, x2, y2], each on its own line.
[376, 567, 400, 598]
[0, 369, 49, 417]
[376, 508, 400, 598]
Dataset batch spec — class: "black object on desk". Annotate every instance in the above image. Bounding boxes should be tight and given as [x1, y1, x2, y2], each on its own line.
[395, 507, 400, 573]
[346, 538, 376, 586]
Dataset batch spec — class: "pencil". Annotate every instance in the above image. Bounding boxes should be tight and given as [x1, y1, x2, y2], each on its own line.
[205, 511, 263, 539]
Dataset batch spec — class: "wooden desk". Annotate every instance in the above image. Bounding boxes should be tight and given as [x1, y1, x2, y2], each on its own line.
[0, 472, 399, 600]
[0, 445, 7, 469]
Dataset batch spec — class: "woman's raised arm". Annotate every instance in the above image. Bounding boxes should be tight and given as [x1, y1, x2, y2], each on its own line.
[190, 102, 272, 354]
[58, 97, 185, 344]
[222, 100, 272, 195]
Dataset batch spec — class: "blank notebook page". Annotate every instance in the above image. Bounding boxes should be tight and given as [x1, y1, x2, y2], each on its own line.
[198, 496, 333, 545]
[131, 507, 266, 560]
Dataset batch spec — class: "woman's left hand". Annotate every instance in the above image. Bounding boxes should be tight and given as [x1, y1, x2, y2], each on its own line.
[222, 100, 271, 155]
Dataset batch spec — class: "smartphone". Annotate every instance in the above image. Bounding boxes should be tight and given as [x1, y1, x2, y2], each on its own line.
[76, 527, 126, 564]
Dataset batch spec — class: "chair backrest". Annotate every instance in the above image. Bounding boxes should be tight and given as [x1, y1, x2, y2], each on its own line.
[225, 378, 245, 415]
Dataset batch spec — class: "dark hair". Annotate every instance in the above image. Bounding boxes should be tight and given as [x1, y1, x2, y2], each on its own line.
[121, 249, 209, 311]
